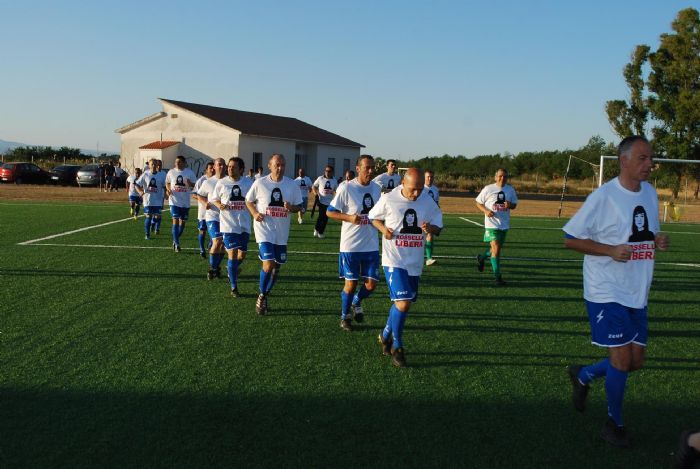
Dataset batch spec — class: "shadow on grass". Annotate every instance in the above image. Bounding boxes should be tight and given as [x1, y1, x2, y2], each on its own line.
[0, 388, 694, 468]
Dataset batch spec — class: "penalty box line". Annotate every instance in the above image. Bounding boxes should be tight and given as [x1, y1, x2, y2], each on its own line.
[18, 217, 139, 246]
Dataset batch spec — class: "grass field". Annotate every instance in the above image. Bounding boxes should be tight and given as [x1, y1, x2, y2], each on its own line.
[1, 201, 699, 468]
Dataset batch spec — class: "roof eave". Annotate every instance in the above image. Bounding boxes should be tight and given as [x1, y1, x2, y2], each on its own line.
[115, 112, 167, 134]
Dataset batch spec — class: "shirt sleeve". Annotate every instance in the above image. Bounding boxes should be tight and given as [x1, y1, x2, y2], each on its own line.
[562, 191, 600, 239]
[368, 195, 387, 221]
[328, 184, 347, 212]
[211, 182, 222, 202]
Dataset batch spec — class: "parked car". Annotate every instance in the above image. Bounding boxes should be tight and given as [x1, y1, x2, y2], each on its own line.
[49, 165, 82, 186]
[0, 162, 50, 184]
[76, 164, 103, 187]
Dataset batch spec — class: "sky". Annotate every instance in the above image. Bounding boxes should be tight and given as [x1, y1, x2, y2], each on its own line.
[1, 0, 698, 159]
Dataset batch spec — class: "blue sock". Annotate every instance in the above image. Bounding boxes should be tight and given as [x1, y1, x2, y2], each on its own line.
[228, 259, 239, 289]
[144, 217, 151, 235]
[209, 254, 217, 269]
[605, 363, 628, 426]
[215, 253, 224, 268]
[382, 318, 392, 342]
[178, 223, 186, 237]
[352, 285, 372, 305]
[578, 358, 609, 385]
[259, 269, 273, 294]
[198, 233, 206, 253]
[389, 304, 407, 349]
[171, 224, 179, 245]
[340, 290, 353, 319]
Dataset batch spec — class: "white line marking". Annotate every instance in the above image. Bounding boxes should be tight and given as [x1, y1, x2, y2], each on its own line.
[18, 217, 137, 245]
[459, 217, 484, 227]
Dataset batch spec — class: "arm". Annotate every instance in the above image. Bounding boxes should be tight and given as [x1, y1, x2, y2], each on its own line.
[246, 200, 264, 222]
[564, 237, 632, 263]
[421, 222, 442, 236]
[476, 201, 494, 218]
[371, 219, 393, 239]
[327, 209, 362, 225]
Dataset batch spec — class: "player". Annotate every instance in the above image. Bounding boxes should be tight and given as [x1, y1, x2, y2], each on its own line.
[193, 161, 215, 258]
[211, 157, 253, 297]
[245, 154, 302, 315]
[475, 168, 518, 286]
[126, 167, 143, 220]
[197, 158, 226, 279]
[134, 158, 167, 240]
[372, 159, 401, 193]
[151, 160, 166, 234]
[369, 168, 443, 367]
[294, 168, 313, 225]
[424, 169, 440, 266]
[563, 135, 669, 447]
[311, 166, 338, 239]
[327, 155, 382, 331]
[165, 156, 196, 252]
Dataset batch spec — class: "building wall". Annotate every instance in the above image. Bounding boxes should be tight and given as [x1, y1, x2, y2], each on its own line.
[315, 144, 361, 179]
[238, 136, 296, 178]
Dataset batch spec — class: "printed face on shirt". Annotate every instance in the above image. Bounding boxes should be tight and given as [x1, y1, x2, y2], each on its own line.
[176, 175, 184, 186]
[361, 193, 374, 214]
[270, 188, 284, 206]
[629, 205, 654, 242]
[400, 208, 423, 234]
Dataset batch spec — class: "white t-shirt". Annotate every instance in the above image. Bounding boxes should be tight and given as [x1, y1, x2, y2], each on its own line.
[211, 176, 253, 234]
[245, 175, 303, 245]
[197, 176, 221, 222]
[135, 171, 167, 207]
[373, 172, 401, 192]
[475, 183, 518, 230]
[329, 179, 382, 253]
[368, 187, 443, 276]
[425, 184, 440, 205]
[313, 176, 338, 205]
[563, 177, 660, 309]
[295, 176, 313, 198]
[127, 175, 140, 198]
[194, 175, 209, 220]
[166, 168, 196, 208]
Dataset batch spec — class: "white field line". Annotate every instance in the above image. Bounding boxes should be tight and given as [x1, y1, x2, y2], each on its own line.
[459, 217, 484, 227]
[457, 217, 700, 235]
[18, 217, 137, 245]
[18, 242, 700, 268]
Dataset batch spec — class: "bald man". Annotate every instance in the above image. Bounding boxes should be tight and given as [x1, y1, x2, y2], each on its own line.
[368, 168, 443, 367]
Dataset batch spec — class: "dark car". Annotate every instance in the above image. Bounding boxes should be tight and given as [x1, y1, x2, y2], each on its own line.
[0, 162, 50, 184]
[76, 164, 103, 187]
[49, 165, 82, 186]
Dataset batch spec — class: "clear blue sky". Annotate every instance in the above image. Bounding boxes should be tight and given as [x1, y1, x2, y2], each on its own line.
[1, 0, 697, 158]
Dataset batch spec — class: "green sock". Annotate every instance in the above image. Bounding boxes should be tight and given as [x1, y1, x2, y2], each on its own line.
[484, 249, 491, 259]
[490, 256, 500, 277]
[425, 241, 433, 259]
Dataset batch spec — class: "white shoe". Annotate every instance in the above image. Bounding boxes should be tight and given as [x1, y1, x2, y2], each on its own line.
[313, 230, 318, 237]
[298, 218, 303, 224]
[426, 258, 437, 266]
[318, 232, 325, 239]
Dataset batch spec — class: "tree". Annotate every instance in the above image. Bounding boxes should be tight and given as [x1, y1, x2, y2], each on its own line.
[606, 7, 700, 197]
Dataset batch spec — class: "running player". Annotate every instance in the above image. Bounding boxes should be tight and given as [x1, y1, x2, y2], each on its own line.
[311, 165, 338, 239]
[211, 157, 253, 297]
[245, 154, 302, 315]
[475, 168, 518, 286]
[126, 167, 143, 220]
[373, 159, 401, 193]
[197, 158, 226, 279]
[563, 136, 669, 447]
[165, 156, 196, 252]
[135, 158, 167, 240]
[294, 168, 312, 225]
[327, 155, 381, 331]
[193, 161, 215, 258]
[424, 169, 440, 266]
[369, 168, 443, 367]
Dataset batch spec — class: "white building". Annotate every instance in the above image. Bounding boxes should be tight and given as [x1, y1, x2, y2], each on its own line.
[115, 98, 363, 179]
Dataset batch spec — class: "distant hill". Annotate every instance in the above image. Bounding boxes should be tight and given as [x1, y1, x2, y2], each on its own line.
[0, 138, 118, 157]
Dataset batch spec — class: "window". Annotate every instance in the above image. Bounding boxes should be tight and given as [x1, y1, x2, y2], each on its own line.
[253, 152, 263, 171]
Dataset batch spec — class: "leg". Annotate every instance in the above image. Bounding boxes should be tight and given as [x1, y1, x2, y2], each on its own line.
[425, 233, 435, 264]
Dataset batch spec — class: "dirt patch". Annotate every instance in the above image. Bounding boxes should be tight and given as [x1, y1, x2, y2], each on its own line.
[1, 184, 699, 222]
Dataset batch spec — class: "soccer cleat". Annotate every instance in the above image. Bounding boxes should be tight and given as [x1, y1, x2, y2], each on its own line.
[340, 319, 353, 331]
[600, 418, 630, 448]
[495, 276, 506, 286]
[155, 230, 160, 235]
[351, 304, 365, 323]
[391, 347, 406, 368]
[313, 230, 318, 237]
[317, 232, 325, 239]
[207, 269, 215, 281]
[175, 244, 181, 253]
[567, 365, 590, 412]
[426, 258, 437, 266]
[214, 268, 221, 278]
[199, 251, 206, 259]
[144, 235, 150, 240]
[230, 288, 240, 298]
[674, 430, 700, 469]
[133, 215, 138, 221]
[256, 294, 268, 315]
[476, 254, 485, 272]
[378, 334, 393, 356]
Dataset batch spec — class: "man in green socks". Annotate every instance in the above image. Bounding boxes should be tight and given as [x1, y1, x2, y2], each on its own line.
[475, 168, 518, 286]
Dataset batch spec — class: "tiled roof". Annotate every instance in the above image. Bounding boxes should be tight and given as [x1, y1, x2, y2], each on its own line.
[139, 141, 180, 150]
[160, 99, 363, 148]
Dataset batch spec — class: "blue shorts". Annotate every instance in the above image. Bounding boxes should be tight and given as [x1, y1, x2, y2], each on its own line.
[144, 206, 162, 216]
[170, 205, 190, 221]
[339, 251, 380, 281]
[197, 219, 206, 231]
[206, 220, 222, 239]
[258, 242, 287, 264]
[585, 300, 648, 348]
[301, 197, 309, 213]
[383, 267, 419, 303]
[129, 195, 142, 204]
[223, 232, 250, 252]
